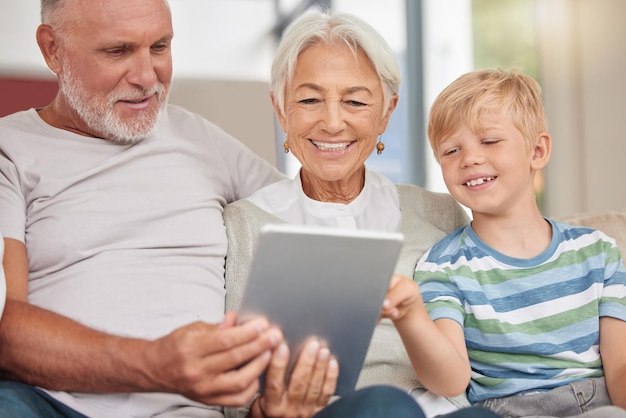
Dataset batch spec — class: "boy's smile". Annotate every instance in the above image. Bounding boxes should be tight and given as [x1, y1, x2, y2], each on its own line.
[437, 112, 537, 217]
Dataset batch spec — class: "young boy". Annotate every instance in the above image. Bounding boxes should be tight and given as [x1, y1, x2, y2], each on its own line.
[382, 69, 626, 417]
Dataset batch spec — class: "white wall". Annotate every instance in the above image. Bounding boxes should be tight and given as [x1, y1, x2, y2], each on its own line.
[538, 0, 626, 216]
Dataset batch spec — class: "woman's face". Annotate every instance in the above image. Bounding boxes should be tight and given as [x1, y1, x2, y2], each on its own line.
[275, 42, 397, 185]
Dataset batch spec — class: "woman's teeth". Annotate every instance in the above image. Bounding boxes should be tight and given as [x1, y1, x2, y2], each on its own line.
[312, 140, 350, 151]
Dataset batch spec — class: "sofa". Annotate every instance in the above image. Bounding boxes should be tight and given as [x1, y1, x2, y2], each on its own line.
[224, 207, 626, 417]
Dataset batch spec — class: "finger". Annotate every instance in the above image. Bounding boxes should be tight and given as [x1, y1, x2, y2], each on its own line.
[286, 339, 319, 403]
[319, 357, 339, 407]
[194, 350, 270, 406]
[201, 325, 282, 372]
[303, 346, 331, 406]
[219, 311, 238, 329]
[263, 343, 289, 404]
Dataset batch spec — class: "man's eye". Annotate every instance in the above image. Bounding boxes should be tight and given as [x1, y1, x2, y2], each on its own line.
[299, 98, 319, 104]
[346, 100, 366, 107]
[105, 47, 128, 57]
[152, 43, 169, 52]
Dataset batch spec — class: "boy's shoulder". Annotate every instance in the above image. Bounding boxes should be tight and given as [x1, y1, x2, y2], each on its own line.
[423, 224, 472, 262]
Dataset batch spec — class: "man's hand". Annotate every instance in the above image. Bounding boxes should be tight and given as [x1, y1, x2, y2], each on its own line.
[249, 339, 338, 418]
[145, 311, 283, 407]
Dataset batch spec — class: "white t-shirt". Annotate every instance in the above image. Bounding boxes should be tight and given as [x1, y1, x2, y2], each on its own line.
[0, 235, 5, 321]
[246, 169, 401, 232]
[0, 105, 284, 417]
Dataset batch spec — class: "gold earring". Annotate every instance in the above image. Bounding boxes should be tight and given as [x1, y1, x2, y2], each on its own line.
[283, 140, 290, 153]
[376, 137, 385, 155]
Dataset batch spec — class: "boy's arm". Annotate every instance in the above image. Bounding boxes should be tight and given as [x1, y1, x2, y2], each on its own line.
[383, 274, 471, 397]
[599, 316, 626, 408]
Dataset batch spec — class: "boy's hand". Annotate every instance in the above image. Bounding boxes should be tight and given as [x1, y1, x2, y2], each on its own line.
[380, 274, 422, 321]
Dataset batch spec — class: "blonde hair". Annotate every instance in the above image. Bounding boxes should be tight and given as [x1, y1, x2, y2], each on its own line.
[428, 68, 547, 159]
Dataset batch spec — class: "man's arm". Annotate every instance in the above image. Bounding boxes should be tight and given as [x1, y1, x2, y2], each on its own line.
[600, 316, 626, 408]
[0, 238, 281, 407]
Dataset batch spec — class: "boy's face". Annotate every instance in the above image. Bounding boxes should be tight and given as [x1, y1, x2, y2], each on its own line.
[436, 111, 543, 217]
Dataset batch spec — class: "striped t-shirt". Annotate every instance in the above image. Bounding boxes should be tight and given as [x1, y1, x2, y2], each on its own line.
[415, 219, 626, 404]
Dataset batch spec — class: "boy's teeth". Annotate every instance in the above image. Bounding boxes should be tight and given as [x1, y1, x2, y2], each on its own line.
[466, 177, 494, 187]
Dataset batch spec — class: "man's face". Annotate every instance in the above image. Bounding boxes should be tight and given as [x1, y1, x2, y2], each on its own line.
[55, 0, 174, 143]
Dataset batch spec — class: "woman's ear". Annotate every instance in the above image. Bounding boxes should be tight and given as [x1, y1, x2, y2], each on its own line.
[270, 92, 288, 134]
[379, 94, 399, 134]
[530, 133, 551, 170]
[36, 24, 63, 74]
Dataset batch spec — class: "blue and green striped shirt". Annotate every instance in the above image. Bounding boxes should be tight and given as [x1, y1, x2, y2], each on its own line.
[415, 219, 626, 404]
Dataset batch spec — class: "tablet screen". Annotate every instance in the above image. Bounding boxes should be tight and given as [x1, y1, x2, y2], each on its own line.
[238, 223, 404, 395]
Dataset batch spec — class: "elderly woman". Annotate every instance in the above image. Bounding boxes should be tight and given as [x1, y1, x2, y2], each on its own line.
[224, 11, 495, 418]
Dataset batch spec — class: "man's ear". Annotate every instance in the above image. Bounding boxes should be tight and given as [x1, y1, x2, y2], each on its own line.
[36, 24, 63, 74]
[530, 133, 551, 170]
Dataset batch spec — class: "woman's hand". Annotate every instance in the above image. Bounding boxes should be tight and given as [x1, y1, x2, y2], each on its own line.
[250, 339, 338, 418]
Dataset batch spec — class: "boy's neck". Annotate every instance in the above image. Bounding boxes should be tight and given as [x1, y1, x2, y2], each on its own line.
[470, 208, 552, 259]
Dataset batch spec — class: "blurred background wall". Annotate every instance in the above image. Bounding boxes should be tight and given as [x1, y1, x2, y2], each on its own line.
[1, 0, 624, 218]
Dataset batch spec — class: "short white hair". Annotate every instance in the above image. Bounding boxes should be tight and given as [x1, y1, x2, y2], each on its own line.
[270, 11, 401, 117]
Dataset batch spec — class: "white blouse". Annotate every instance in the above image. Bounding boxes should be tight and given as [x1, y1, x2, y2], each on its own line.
[246, 168, 401, 232]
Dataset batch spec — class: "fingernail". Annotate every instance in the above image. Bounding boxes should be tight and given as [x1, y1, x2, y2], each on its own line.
[383, 299, 390, 308]
[307, 340, 320, 354]
[253, 319, 268, 333]
[277, 343, 288, 358]
[268, 329, 281, 345]
[318, 347, 330, 360]
[329, 358, 339, 371]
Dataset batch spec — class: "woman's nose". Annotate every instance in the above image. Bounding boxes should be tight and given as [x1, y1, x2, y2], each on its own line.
[320, 101, 346, 133]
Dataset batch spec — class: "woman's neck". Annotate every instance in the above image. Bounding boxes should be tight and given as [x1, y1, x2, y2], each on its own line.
[300, 167, 366, 204]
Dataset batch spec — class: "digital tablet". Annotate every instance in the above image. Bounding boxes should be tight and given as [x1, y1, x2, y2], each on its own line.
[237, 223, 404, 395]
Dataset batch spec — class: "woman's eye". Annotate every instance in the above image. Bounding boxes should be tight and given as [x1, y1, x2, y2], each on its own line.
[299, 98, 319, 104]
[346, 100, 366, 107]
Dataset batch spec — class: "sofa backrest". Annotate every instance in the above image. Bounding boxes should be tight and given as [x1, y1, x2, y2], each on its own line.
[555, 209, 626, 266]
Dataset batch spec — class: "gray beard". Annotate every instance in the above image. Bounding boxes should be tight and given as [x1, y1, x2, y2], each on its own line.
[60, 61, 168, 144]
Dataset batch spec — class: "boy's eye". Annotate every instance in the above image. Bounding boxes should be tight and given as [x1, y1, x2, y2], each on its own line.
[482, 138, 501, 145]
[442, 147, 459, 156]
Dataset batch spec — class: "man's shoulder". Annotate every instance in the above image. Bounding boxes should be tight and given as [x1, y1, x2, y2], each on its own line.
[0, 109, 36, 129]
[160, 104, 237, 143]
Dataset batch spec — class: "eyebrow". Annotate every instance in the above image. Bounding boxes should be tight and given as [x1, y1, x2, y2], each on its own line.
[295, 83, 373, 95]
[99, 34, 173, 50]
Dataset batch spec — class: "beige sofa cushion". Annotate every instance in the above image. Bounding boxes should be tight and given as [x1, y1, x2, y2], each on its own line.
[555, 209, 626, 264]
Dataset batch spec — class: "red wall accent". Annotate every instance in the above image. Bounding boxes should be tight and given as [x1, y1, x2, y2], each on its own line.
[0, 78, 58, 117]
